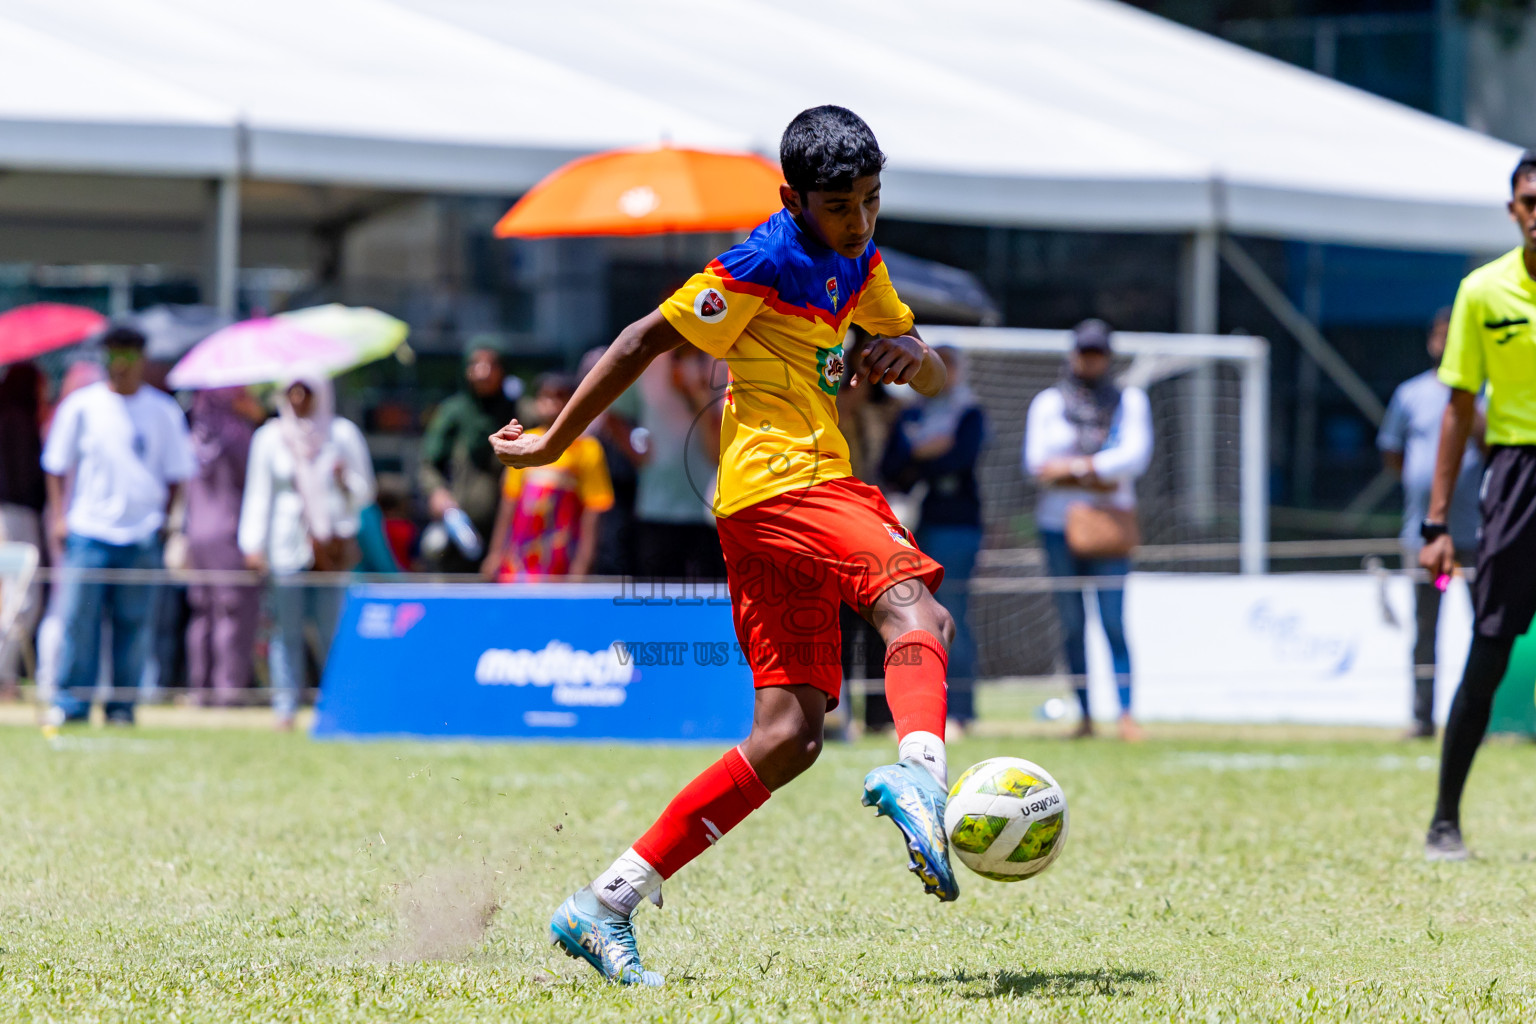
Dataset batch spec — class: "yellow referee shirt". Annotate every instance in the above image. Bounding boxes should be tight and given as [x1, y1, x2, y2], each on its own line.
[1441, 247, 1536, 445]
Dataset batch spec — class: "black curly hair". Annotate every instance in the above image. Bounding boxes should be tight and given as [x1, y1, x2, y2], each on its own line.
[780, 105, 886, 198]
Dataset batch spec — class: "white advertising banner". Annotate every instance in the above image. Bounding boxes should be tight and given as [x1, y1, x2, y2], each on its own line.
[1076, 573, 1473, 726]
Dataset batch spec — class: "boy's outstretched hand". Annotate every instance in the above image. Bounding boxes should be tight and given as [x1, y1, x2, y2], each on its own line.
[490, 420, 551, 468]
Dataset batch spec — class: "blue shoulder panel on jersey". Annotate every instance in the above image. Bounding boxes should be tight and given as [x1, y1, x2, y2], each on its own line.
[709, 211, 878, 324]
[714, 245, 778, 290]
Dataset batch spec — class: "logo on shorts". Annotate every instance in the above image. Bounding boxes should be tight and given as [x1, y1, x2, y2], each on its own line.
[815, 344, 845, 396]
[885, 523, 913, 548]
[825, 276, 840, 309]
[694, 288, 728, 324]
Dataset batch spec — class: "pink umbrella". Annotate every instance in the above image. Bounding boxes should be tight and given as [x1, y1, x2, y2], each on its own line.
[166, 318, 357, 390]
[0, 303, 108, 365]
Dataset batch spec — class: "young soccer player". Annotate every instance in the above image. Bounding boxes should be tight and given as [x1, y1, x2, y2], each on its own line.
[491, 106, 957, 985]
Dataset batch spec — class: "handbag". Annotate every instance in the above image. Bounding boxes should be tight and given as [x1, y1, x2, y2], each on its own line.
[1064, 503, 1140, 559]
[310, 535, 361, 573]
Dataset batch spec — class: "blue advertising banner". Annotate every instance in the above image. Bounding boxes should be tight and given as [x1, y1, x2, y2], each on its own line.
[313, 583, 755, 742]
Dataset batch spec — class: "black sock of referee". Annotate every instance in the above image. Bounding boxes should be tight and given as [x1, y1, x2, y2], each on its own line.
[1432, 634, 1518, 829]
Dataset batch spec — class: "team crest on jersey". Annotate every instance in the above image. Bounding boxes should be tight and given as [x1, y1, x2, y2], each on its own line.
[815, 344, 845, 396]
[825, 276, 840, 309]
[694, 288, 728, 324]
[885, 523, 914, 549]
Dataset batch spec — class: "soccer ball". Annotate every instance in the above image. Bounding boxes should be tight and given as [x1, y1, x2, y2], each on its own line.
[944, 757, 1068, 882]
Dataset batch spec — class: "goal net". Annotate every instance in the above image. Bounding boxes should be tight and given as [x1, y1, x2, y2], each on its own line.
[917, 327, 1269, 682]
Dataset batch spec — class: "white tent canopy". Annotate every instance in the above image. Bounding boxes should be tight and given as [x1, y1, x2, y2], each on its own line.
[0, 0, 1524, 252]
[408, 0, 1523, 252]
[0, 0, 748, 192]
[0, 13, 236, 176]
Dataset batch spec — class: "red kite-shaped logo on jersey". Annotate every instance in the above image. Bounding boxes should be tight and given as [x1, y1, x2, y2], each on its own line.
[825, 276, 840, 309]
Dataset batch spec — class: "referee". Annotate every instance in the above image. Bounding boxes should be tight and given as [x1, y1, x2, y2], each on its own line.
[1423, 150, 1536, 861]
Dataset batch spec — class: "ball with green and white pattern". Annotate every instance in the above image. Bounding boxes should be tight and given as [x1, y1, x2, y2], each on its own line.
[944, 757, 1068, 882]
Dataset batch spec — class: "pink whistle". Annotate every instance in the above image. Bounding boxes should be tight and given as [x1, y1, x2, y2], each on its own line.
[1434, 574, 1452, 592]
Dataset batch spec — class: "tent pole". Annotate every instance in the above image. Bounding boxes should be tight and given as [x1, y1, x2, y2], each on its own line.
[1179, 229, 1219, 528]
[212, 175, 241, 316]
[1180, 229, 1219, 335]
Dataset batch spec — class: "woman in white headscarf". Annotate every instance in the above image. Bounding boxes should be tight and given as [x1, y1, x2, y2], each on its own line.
[238, 370, 374, 728]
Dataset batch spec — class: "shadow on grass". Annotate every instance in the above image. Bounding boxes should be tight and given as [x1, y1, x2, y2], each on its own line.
[919, 967, 1158, 999]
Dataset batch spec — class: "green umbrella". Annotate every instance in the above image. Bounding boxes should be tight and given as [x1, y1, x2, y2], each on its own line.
[277, 304, 411, 372]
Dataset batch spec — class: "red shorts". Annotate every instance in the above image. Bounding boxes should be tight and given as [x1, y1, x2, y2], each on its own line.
[716, 477, 944, 704]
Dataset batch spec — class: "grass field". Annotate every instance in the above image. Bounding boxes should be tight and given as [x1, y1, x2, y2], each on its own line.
[4, 711, 1536, 1023]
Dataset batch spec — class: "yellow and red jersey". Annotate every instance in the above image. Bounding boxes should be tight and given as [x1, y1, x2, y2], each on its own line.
[658, 210, 914, 518]
[497, 429, 613, 579]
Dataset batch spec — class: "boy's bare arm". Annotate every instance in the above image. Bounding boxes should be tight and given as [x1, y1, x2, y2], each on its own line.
[490, 311, 688, 468]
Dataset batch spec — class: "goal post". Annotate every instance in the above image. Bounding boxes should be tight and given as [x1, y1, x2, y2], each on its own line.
[919, 326, 1270, 574]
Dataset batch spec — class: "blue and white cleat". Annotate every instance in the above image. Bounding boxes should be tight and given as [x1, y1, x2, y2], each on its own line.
[549, 887, 664, 987]
[863, 760, 960, 902]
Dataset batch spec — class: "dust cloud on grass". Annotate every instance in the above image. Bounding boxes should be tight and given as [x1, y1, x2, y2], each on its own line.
[381, 864, 503, 962]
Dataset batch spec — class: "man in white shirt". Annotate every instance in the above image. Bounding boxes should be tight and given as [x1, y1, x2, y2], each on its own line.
[41, 326, 195, 726]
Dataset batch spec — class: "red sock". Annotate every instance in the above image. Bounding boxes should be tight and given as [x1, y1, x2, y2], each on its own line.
[632, 746, 770, 879]
[884, 630, 948, 740]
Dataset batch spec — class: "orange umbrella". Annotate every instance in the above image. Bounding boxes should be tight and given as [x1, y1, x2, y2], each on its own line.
[494, 146, 783, 238]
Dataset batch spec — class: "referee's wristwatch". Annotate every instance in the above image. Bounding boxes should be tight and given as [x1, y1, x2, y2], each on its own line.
[1419, 519, 1449, 543]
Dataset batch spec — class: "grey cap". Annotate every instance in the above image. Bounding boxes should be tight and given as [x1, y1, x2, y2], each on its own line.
[1072, 318, 1112, 353]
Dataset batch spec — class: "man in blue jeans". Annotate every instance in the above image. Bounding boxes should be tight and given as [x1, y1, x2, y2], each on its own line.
[1024, 321, 1154, 739]
[41, 326, 194, 727]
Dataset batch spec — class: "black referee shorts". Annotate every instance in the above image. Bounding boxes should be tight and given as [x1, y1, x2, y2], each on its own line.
[1473, 445, 1536, 638]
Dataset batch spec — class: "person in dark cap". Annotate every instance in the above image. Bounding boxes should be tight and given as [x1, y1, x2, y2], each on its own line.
[418, 335, 519, 572]
[41, 325, 194, 727]
[1024, 319, 1153, 740]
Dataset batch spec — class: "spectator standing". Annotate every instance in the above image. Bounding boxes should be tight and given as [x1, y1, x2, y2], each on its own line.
[32, 357, 106, 706]
[1024, 320, 1152, 740]
[41, 326, 194, 726]
[1378, 309, 1485, 739]
[239, 371, 374, 729]
[418, 338, 517, 572]
[183, 387, 264, 707]
[0, 362, 47, 696]
[484, 374, 612, 580]
[634, 345, 725, 581]
[881, 346, 985, 727]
